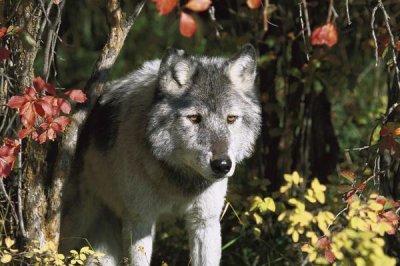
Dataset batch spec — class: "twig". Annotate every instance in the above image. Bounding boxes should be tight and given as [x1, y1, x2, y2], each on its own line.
[345, 0, 352, 25]
[263, 0, 269, 32]
[382, 102, 400, 124]
[0, 179, 19, 226]
[301, 0, 310, 37]
[377, 0, 400, 91]
[327, 204, 349, 231]
[327, 0, 334, 23]
[43, 1, 65, 81]
[208, 6, 223, 38]
[299, 2, 310, 61]
[17, 141, 26, 237]
[344, 146, 371, 152]
[371, 5, 379, 66]
[126, 0, 147, 28]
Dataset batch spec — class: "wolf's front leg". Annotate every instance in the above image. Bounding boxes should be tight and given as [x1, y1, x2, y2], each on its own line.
[186, 217, 222, 266]
[185, 180, 227, 266]
[122, 218, 156, 266]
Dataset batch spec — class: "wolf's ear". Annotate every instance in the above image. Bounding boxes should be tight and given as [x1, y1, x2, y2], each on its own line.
[158, 48, 195, 96]
[227, 44, 257, 90]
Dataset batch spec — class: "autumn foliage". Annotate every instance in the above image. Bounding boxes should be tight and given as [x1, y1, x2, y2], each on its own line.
[0, 77, 86, 178]
[311, 23, 338, 48]
[152, 0, 211, 37]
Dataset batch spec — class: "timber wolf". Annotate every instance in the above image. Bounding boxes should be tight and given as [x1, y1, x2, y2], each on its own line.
[60, 44, 262, 266]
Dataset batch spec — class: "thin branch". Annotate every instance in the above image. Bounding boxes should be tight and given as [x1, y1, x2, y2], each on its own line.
[327, 204, 349, 231]
[378, 0, 400, 92]
[327, 0, 334, 23]
[371, 5, 379, 66]
[344, 146, 371, 152]
[125, 0, 147, 29]
[299, 2, 310, 61]
[208, 6, 223, 38]
[345, 0, 352, 25]
[263, 0, 269, 32]
[301, 0, 310, 37]
[17, 142, 26, 237]
[0, 179, 19, 226]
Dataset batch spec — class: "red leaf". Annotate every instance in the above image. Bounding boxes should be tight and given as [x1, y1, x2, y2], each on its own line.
[47, 128, 57, 141]
[65, 89, 87, 103]
[316, 237, 330, 249]
[58, 98, 71, 114]
[185, 0, 211, 12]
[0, 47, 10, 60]
[8, 96, 27, 109]
[0, 138, 20, 178]
[44, 83, 56, 95]
[20, 103, 36, 128]
[38, 132, 48, 144]
[24, 86, 38, 99]
[380, 128, 389, 136]
[33, 76, 46, 91]
[18, 128, 35, 139]
[53, 116, 70, 130]
[2, 138, 20, 155]
[246, 0, 261, 9]
[33, 77, 56, 95]
[324, 248, 336, 263]
[152, 0, 178, 16]
[0, 27, 7, 39]
[311, 23, 338, 48]
[180, 12, 197, 38]
[0, 157, 12, 178]
[35, 99, 53, 117]
[357, 183, 366, 190]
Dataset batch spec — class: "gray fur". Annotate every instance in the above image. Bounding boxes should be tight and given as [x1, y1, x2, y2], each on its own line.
[60, 44, 262, 266]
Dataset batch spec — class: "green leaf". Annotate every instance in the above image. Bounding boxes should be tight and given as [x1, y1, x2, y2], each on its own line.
[339, 170, 355, 183]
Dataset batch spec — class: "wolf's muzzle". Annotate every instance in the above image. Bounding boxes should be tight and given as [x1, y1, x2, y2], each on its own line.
[210, 158, 232, 176]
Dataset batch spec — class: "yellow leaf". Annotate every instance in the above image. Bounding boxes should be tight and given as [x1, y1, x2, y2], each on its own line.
[1, 254, 12, 264]
[277, 212, 286, 221]
[311, 178, 326, 192]
[306, 231, 318, 245]
[252, 212, 263, 225]
[279, 184, 291, 193]
[350, 217, 369, 231]
[315, 191, 325, 204]
[79, 253, 87, 261]
[250, 196, 263, 212]
[262, 197, 276, 212]
[292, 171, 301, 184]
[368, 201, 383, 211]
[70, 250, 78, 255]
[5, 237, 15, 248]
[292, 230, 299, 242]
[252, 227, 261, 238]
[305, 189, 316, 203]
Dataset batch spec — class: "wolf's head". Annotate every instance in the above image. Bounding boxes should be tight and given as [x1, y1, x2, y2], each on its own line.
[147, 45, 261, 183]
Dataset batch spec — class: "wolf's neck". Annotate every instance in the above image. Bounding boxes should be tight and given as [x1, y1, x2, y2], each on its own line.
[161, 161, 215, 195]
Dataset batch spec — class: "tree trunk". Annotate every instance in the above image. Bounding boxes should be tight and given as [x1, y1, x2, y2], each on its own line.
[5, 0, 50, 246]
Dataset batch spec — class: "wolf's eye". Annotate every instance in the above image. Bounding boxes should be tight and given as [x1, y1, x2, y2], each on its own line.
[187, 114, 202, 124]
[227, 115, 238, 124]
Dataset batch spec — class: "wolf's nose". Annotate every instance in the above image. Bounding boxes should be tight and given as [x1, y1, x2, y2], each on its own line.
[210, 158, 232, 175]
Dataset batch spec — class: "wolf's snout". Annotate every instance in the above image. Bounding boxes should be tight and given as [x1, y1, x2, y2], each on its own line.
[210, 158, 232, 175]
